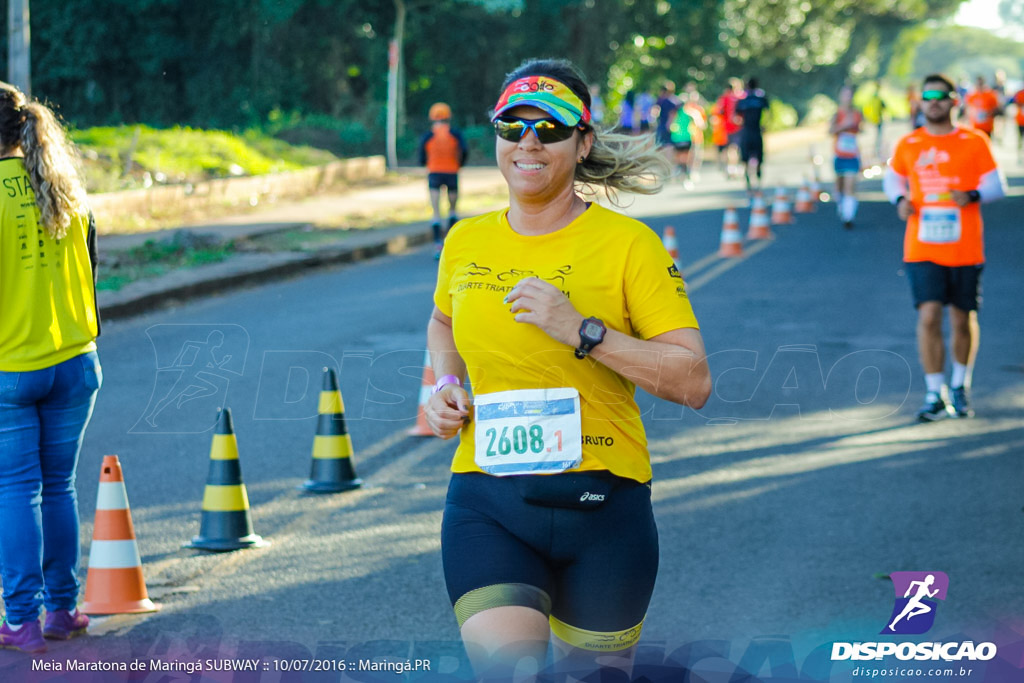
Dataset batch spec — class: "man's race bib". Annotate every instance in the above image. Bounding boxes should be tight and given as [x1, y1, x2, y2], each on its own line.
[836, 132, 858, 156]
[474, 388, 582, 476]
[918, 206, 962, 244]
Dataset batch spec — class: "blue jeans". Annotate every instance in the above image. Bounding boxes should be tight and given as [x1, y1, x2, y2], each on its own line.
[0, 351, 101, 624]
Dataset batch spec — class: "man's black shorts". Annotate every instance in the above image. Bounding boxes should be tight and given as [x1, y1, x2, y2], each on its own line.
[905, 261, 984, 311]
[740, 135, 764, 163]
[428, 172, 459, 191]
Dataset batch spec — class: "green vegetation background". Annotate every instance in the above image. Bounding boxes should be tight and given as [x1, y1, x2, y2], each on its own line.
[4, 1, 1019, 192]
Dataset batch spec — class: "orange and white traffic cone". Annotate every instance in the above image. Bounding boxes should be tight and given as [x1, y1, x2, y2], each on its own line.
[407, 350, 436, 437]
[770, 187, 794, 225]
[718, 206, 743, 257]
[794, 182, 815, 213]
[81, 456, 160, 615]
[662, 225, 680, 269]
[747, 197, 774, 240]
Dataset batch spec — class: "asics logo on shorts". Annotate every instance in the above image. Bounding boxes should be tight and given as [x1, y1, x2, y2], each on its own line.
[580, 492, 605, 502]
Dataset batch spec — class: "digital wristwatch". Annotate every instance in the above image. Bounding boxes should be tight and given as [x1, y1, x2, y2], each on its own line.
[575, 317, 607, 359]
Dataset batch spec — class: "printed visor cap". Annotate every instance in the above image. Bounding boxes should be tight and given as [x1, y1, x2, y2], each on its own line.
[492, 76, 591, 127]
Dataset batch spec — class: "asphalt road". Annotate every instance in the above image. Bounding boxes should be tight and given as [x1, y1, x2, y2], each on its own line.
[3, 131, 1024, 682]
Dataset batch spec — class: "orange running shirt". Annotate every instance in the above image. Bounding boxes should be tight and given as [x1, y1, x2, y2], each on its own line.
[889, 127, 997, 266]
[1014, 90, 1024, 126]
[832, 109, 863, 159]
[965, 89, 999, 133]
[420, 123, 466, 174]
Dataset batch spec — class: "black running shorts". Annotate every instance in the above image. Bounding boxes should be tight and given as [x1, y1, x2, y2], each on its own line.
[905, 261, 983, 311]
[441, 471, 659, 652]
[428, 172, 459, 191]
[740, 135, 764, 163]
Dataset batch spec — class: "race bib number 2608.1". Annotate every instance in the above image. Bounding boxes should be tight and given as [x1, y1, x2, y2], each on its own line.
[473, 388, 582, 476]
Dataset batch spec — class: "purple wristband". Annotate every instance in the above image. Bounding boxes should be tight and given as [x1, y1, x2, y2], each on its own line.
[432, 375, 462, 394]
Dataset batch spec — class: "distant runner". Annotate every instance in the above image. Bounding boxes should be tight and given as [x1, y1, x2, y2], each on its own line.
[884, 74, 1007, 421]
[829, 86, 863, 229]
[1012, 86, 1024, 163]
[735, 78, 769, 194]
[965, 75, 999, 138]
[863, 80, 887, 162]
[668, 94, 705, 187]
[419, 102, 468, 259]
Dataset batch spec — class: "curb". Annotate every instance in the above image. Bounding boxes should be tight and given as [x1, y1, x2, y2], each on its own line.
[99, 227, 434, 320]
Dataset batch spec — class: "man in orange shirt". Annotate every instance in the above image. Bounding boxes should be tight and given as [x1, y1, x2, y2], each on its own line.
[884, 74, 1006, 421]
[964, 75, 1000, 137]
[419, 102, 468, 259]
[1011, 86, 1024, 163]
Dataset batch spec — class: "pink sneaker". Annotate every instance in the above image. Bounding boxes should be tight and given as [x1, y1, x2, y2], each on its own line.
[43, 608, 89, 640]
[0, 619, 47, 653]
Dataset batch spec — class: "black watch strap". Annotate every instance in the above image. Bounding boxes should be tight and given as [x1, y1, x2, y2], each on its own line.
[967, 189, 981, 203]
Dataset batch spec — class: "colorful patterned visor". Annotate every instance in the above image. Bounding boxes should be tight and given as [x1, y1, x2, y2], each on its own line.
[492, 76, 591, 126]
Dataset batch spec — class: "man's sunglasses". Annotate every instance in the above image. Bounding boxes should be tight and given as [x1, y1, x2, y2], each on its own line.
[493, 116, 584, 143]
[921, 89, 954, 102]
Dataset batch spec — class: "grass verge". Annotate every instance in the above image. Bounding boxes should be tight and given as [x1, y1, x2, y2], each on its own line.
[98, 238, 236, 292]
[72, 125, 339, 193]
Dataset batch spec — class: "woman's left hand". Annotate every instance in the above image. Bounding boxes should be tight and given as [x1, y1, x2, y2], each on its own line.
[505, 277, 584, 347]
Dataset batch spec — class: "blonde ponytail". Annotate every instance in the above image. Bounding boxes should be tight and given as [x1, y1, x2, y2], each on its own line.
[575, 128, 671, 206]
[20, 101, 87, 239]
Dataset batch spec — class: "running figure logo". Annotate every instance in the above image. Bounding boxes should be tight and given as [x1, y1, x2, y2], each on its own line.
[132, 324, 250, 433]
[881, 571, 949, 635]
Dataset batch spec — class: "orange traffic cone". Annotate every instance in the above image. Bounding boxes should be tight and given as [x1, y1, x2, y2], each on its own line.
[185, 408, 268, 552]
[301, 368, 362, 493]
[662, 225, 680, 269]
[407, 350, 436, 436]
[747, 197, 774, 240]
[81, 456, 160, 615]
[794, 182, 815, 213]
[771, 187, 794, 225]
[718, 206, 743, 257]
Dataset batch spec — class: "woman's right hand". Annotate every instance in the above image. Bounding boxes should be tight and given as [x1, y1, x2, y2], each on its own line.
[425, 385, 472, 439]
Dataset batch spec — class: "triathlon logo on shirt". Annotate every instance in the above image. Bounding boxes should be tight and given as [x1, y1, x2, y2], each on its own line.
[881, 571, 949, 635]
[455, 262, 574, 296]
[667, 264, 682, 279]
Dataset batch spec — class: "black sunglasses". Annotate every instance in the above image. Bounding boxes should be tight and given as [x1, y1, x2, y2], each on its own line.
[493, 116, 583, 144]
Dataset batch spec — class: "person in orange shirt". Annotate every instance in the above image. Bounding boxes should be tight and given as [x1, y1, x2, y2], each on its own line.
[1011, 87, 1024, 163]
[418, 102, 468, 259]
[964, 75, 1000, 137]
[709, 100, 729, 175]
[884, 74, 1006, 421]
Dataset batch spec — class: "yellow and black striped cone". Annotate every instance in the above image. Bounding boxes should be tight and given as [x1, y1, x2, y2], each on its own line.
[185, 408, 268, 552]
[301, 368, 363, 493]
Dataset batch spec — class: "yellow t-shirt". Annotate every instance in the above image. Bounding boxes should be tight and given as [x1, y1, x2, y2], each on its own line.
[433, 203, 700, 483]
[0, 157, 97, 371]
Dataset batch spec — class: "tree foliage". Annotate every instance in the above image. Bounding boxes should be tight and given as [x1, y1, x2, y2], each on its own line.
[2, 0, 967, 153]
